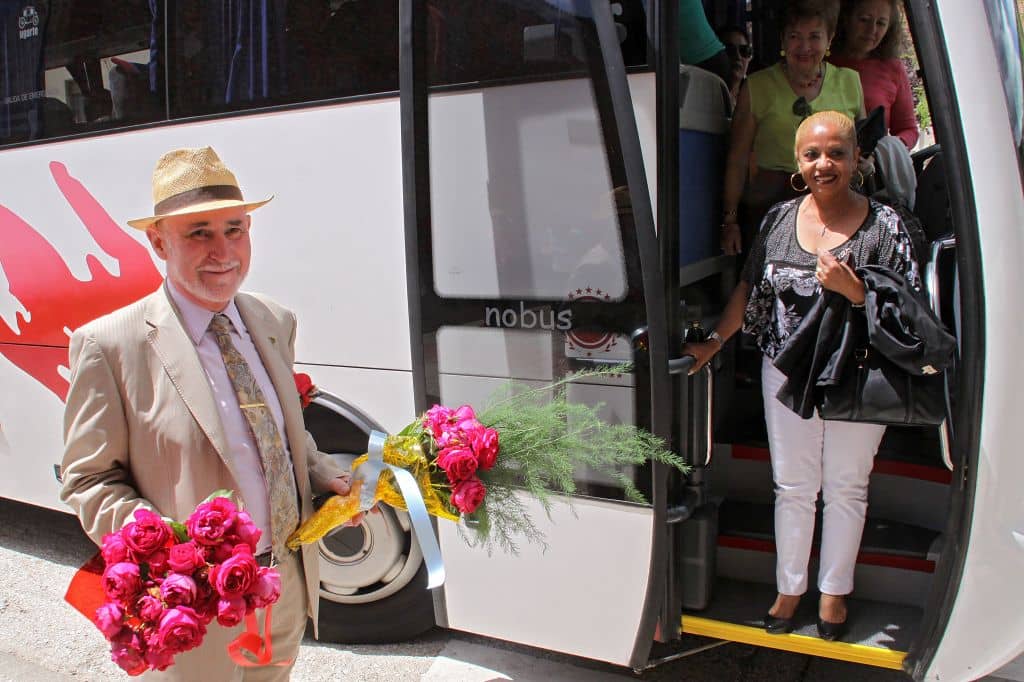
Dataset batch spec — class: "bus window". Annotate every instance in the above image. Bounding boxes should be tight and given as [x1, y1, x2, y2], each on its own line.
[425, 0, 648, 87]
[168, 1, 400, 118]
[983, 0, 1024, 172]
[0, 0, 159, 147]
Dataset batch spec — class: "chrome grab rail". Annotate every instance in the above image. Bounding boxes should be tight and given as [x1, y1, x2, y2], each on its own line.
[701, 364, 713, 467]
[925, 237, 957, 324]
[924, 236, 957, 472]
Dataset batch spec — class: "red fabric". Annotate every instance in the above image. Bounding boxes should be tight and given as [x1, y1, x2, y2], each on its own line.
[64, 552, 106, 623]
[829, 55, 919, 149]
[227, 606, 293, 668]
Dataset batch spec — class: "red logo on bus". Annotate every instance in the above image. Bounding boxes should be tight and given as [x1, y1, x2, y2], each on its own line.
[0, 162, 162, 400]
[565, 287, 618, 356]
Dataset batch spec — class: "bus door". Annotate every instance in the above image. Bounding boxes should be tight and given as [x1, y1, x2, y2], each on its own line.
[399, 0, 679, 668]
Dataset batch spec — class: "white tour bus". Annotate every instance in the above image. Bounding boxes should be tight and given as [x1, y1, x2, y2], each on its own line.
[0, 0, 1022, 679]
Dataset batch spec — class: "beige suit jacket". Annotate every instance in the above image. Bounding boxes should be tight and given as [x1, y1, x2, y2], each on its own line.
[60, 284, 343, 628]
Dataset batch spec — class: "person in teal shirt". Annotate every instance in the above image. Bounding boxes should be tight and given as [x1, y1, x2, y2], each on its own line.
[679, 0, 730, 83]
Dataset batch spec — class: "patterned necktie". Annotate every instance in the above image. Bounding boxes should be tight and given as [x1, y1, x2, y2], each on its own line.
[209, 314, 299, 558]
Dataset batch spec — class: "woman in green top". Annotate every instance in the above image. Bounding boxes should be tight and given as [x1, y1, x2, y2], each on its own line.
[721, 0, 865, 255]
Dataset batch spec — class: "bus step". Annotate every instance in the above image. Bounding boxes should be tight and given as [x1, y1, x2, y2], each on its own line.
[681, 578, 918, 670]
[728, 443, 953, 484]
[718, 499, 941, 564]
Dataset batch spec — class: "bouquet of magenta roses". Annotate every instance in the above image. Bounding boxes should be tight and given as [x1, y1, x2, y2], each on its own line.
[288, 368, 687, 556]
[70, 493, 281, 676]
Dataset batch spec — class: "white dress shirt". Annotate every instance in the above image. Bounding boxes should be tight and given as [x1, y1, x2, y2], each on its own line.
[167, 281, 293, 555]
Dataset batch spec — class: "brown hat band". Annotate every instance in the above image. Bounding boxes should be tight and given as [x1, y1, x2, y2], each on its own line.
[153, 184, 244, 215]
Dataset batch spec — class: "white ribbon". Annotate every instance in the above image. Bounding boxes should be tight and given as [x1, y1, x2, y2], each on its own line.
[353, 430, 446, 589]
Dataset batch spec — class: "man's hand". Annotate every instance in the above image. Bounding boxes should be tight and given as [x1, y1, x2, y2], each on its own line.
[327, 472, 353, 497]
[816, 250, 865, 304]
[326, 474, 382, 528]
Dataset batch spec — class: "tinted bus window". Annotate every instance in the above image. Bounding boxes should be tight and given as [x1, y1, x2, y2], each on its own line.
[0, 0, 161, 147]
[983, 0, 1024, 172]
[168, 1, 399, 118]
[426, 0, 648, 87]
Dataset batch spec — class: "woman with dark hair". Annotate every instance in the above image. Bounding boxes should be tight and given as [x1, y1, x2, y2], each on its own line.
[716, 24, 753, 102]
[720, 0, 865, 256]
[830, 0, 919, 149]
[687, 111, 921, 641]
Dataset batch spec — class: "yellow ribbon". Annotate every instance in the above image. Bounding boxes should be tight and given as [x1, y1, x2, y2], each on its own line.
[286, 435, 457, 550]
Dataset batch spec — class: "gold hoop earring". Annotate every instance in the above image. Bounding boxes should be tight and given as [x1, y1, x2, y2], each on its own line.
[825, 48, 831, 57]
[854, 170, 865, 189]
[780, 49, 786, 57]
[790, 172, 808, 192]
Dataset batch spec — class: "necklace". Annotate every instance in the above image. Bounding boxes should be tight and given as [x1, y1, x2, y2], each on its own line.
[783, 62, 823, 90]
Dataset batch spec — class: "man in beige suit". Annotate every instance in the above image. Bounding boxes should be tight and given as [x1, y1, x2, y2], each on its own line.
[60, 147, 352, 680]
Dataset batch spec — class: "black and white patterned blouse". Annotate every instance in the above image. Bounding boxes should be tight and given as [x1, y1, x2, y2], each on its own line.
[741, 197, 922, 359]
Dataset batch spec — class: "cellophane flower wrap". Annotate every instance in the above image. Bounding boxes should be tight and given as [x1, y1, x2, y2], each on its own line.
[86, 493, 280, 675]
[288, 368, 688, 554]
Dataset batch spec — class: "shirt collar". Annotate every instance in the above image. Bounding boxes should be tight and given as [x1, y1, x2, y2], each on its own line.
[165, 280, 246, 346]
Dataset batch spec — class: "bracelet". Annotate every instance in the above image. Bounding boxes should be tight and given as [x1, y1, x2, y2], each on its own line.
[707, 330, 724, 346]
[722, 209, 738, 220]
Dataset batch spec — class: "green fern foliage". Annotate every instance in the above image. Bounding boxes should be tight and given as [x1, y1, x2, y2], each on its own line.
[463, 367, 689, 554]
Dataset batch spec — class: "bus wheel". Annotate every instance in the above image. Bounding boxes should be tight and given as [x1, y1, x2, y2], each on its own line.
[314, 503, 435, 643]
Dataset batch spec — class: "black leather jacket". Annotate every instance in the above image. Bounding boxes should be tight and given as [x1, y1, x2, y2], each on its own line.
[772, 265, 957, 419]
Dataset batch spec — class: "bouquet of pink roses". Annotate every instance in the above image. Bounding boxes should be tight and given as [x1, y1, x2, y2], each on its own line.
[69, 493, 282, 676]
[288, 369, 687, 555]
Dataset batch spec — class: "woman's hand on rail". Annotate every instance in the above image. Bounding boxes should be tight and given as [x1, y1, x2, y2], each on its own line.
[816, 250, 866, 305]
[682, 341, 720, 375]
[721, 222, 742, 255]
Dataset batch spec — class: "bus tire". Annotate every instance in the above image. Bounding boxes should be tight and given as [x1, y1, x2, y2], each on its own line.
[314, 561, 436, 644]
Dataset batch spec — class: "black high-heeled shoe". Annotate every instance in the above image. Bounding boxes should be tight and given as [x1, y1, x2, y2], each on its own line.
[764, 613, 794, 634]
[816, 616, 847, 641]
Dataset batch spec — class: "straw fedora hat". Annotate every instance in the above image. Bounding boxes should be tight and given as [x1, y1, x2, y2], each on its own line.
[127, 146, 272, 230]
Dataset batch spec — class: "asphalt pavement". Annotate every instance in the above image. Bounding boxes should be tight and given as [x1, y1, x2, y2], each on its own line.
[0, 497, 945, 681]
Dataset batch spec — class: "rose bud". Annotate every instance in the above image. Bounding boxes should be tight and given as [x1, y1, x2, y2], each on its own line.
[185, 497, 238, 546]
[209, 547, 258, 599]
[451, 477, 487, 515]
[109, 627, 147, 676]
[247, 567, 282, 609]
[167, 541, 205, 574]
[93, 603, 124, 639]
[216, 596, 248, 627]
[102, 562, 142, 604]
[123, 509, 173, 560]
[155, 606, 206, 654]
[160, 573, 198, 607]
[100, 532, 130, 565]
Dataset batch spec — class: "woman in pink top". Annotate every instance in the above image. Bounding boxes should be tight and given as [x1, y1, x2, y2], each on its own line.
[830, 0, 919, 149]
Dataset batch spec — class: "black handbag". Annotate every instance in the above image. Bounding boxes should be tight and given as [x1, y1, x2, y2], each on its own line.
[817, 267, 957, 426]
[818, 344, 950, 426]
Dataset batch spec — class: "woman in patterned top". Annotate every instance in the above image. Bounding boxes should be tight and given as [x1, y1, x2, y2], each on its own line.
[684, 110, 920, 641]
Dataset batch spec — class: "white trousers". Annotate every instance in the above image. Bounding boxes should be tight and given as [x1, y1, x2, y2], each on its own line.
[761, 357, 886, 596]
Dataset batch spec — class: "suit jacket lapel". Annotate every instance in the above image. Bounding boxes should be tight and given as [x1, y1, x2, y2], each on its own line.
[144, 287, 233, 469]
[235, 295, 312, 505]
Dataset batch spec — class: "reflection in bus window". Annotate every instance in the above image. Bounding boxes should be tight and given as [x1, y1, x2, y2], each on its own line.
[168, 1, 399, 118]
[983, 0, 1024, 168]
[0, 0, 159, 147]
[425, 0, 648, 87]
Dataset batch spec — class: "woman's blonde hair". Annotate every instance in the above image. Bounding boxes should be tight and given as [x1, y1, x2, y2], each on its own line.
[794, 110, 858, 158]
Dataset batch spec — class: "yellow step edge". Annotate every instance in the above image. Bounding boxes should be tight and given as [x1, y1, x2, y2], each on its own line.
[680, 615, 907, 670]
